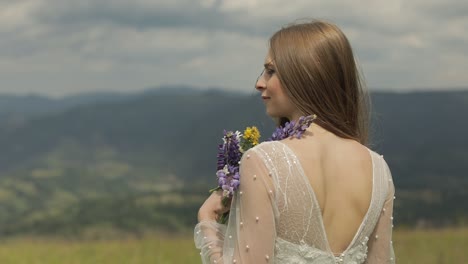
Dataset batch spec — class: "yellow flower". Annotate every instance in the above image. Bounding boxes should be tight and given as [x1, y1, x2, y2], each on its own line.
[243, 126, 260, 146]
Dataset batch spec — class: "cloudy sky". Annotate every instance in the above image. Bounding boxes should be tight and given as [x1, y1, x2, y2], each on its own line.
[1, 0, 467, 97]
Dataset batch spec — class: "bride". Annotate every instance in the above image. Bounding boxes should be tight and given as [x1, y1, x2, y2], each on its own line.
[195, 19, 396, 264]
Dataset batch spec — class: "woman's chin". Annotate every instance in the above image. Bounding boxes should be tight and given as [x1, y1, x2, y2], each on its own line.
[265, 109, 280, 119]
[265, 109, 274, 118]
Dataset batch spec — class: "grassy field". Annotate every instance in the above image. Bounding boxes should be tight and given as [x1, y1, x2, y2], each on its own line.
[0, 228, 466, 263]
[392, 227, 468, 263]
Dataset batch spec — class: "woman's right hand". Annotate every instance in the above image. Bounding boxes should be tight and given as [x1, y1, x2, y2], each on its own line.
[198, 190, 231, 222]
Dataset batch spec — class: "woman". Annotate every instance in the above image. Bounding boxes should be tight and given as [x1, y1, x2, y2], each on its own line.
[195, 20, 396, 264]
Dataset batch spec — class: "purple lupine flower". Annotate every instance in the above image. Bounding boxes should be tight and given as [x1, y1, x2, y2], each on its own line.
[216, 149, 226, 170]
[215, 130, 244, 199]
[267, 114, 317, 141]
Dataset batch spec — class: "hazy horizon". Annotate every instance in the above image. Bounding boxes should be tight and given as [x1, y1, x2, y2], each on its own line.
[1, 84, 468, 100]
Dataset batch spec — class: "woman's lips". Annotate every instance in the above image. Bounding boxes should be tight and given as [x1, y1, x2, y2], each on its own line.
[262, 96, 271, 100]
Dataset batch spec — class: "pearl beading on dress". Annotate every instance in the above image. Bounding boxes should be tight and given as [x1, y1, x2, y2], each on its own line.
[195, 142, 396, 264]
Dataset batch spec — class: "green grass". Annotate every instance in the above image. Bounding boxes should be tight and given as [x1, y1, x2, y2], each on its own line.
[0, 228, 466, 264]
[393, 227, 468, 263]
[0, 234, 200, 264]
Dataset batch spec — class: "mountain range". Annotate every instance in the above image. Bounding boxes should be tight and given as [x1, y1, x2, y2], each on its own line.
[0, 87, 466, 237]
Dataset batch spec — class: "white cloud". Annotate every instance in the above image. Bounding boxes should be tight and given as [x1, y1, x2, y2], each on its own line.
[0, 0, 41, 31]
[0, 0, 466, 96]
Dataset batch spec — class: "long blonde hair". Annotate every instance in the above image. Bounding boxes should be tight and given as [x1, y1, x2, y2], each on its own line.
[269, 19, 371, 145]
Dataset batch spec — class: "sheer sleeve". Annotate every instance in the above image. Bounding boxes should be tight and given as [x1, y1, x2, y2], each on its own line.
[365, 158, 396, 264]
[194, 146, 277, 264]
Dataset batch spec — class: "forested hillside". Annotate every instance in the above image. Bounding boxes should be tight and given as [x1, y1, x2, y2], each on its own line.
[0, 88, 466, 237]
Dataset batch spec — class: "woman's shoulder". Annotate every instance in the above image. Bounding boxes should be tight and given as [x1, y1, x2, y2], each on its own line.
[247, 140, 283, 154]
[241, 141, 288, 164]
[278, 132, 368, 156]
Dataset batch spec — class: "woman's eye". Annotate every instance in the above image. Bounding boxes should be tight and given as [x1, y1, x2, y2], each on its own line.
[266, 68, 275, 75]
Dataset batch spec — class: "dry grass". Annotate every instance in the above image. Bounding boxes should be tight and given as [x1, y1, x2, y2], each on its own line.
[0, 235, 199, 264]
[393, 227, 468, 263]
[0, 228, 466, 263]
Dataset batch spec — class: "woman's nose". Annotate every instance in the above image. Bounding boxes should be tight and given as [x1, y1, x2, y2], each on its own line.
[255, 70, 266, 91]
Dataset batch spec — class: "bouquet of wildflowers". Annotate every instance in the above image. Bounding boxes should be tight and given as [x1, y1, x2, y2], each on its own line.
[210, 127, 260, 223]
[210, 115, 316, 223]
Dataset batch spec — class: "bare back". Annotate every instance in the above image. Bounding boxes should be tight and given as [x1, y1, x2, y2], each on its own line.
[280, 124, 373, 255]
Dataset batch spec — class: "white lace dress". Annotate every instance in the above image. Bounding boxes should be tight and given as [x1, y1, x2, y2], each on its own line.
[195, 141, 396, 263]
